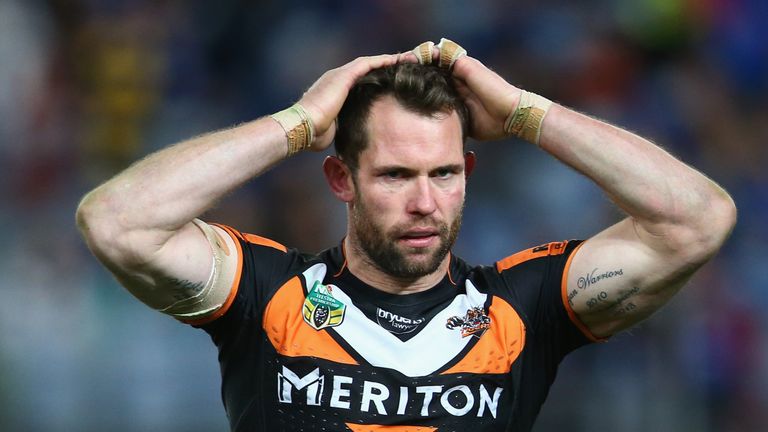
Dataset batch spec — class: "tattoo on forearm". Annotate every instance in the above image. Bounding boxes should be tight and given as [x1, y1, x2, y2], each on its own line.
[577, 268, 624, 289]
[163, 277, 206, 301]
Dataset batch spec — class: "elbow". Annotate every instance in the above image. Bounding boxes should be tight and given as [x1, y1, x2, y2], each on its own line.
[651, 189, 737, 264]
[75, 193, 96, 237]
[706, 191, 737, 249]
[75, 189, 130, 262]
[76, 190, 114, 250]
[682, 190, 737, 261]
[76, 188, 170, 268]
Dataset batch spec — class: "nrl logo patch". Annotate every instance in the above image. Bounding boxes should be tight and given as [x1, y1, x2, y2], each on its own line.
[446, 306, 491, 338]
[302, 281, 346, 330]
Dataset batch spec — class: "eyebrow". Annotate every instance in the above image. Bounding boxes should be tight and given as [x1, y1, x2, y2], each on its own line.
[373, 163, 464, 175]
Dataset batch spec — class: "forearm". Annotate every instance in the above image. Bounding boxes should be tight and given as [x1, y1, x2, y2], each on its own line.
[77, 52, 404, 269]
[538, 104, 735, 248]
[78, 117, 287, 245]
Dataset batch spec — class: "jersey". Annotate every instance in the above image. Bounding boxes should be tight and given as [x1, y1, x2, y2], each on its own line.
[186, 224, 596, 432]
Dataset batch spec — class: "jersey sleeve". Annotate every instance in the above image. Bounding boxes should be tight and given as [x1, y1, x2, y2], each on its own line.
[494, 240, 598, 361]
[186, 224, 304, 339]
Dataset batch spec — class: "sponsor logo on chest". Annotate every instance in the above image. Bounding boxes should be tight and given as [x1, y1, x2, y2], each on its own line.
[376, 308, 426, 335]
[277, 365, 504, 419]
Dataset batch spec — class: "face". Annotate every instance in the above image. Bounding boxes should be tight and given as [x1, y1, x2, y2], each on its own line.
[348, 95, 468, 280]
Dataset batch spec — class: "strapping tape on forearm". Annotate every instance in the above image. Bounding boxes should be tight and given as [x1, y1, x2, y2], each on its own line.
[270, 103, 315, 156]
[158, 219, 232, 319]
[504, 90, 553, 145]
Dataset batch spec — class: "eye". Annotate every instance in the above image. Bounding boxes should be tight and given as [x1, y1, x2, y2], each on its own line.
[383, 170, 402, 179]
[433, 167, 458, 179]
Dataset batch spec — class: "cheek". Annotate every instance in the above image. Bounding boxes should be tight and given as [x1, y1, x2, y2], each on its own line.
[358, 190, 401, 222]
[438, 186, 466, 212]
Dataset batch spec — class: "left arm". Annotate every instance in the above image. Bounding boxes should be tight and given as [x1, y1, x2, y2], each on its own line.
[450, 54, 736, 339]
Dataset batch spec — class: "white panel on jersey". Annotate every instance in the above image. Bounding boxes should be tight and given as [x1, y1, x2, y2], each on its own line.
[301, 264, 488, 378]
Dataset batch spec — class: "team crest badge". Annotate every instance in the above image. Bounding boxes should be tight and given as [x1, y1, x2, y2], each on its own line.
[303, 281, 346, 330]
[446, 306, 491, 338]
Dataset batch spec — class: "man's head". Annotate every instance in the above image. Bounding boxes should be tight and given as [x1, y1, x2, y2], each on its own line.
[334, 63, 470, 172]
[324, 62, 474, 282]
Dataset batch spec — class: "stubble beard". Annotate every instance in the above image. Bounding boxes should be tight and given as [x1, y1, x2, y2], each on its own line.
[350, 193, 463, 280]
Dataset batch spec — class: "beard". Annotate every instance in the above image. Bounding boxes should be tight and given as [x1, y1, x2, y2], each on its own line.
[350, 193, 463, 280]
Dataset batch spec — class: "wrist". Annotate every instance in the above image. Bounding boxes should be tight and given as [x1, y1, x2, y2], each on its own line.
[270, 103, 315, 157]
[504, 90, 552, 146]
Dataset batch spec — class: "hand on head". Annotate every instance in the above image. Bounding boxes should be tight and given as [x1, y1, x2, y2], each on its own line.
[297, 53, 419, 152]
[292, 39, 523, 155]
[393, 38, 525, 142]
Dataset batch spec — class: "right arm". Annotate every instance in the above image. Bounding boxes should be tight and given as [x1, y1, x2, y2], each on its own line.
[76, 54, 406, 318]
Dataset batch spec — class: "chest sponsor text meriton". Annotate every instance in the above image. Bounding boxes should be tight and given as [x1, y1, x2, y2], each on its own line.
[277, 365, 503, 418]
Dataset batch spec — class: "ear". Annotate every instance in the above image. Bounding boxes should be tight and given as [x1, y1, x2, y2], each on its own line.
[464, 151, 476, 178]
[323, 156, 355, 202]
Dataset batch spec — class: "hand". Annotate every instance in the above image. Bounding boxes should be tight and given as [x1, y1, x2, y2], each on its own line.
[450, 56, 522, 142]
[298, 53, 415, 151]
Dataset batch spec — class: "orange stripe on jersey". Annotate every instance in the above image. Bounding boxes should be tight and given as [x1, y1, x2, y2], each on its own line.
[441, 296, 525, 375]
[263, 277, 358, 365]
[183, 224, 244, 326]
[559, 242, 604, 342]
[495, 241, 569, 272]
[345, 424, 437, 432]
[242, 232, 287, 252]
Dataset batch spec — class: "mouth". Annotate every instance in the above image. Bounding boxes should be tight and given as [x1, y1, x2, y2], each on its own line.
[398, 228, 440, 248]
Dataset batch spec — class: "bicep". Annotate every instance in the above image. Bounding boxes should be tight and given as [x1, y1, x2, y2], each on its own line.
[111, 220, 239, 319]
[566, 217, 701, 339]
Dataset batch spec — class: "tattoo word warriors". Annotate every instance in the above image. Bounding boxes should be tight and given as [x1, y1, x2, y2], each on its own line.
[577, 268, 624, 290]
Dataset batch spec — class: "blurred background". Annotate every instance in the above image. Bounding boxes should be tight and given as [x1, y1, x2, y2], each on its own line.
[1, 0, 766, 431]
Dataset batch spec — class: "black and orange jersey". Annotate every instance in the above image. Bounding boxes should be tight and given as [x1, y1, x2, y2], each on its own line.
[189, 224, 595, 432]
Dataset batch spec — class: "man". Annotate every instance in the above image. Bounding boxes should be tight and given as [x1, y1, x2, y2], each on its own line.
[76, 40, 736, 431]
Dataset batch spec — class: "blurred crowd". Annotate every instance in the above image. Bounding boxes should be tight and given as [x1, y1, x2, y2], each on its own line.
[1, 0, 766, 431]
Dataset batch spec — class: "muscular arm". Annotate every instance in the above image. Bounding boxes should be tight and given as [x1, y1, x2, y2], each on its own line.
[76, 116, 289, 313]
[76, 54, 407, 317]
[450, 54, 736, 339]
[542, 106, 736, 338]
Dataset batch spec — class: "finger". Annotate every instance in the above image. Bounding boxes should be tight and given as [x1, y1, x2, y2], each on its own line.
[452, 56, 516, 105]
[410, 41, 435, 65]
[436, 38, 467, 69]
[398, 51, 420, 64]
[343, 54, 400, 76]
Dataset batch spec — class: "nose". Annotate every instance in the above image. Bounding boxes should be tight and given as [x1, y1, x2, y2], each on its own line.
[407, 177, 437, 216]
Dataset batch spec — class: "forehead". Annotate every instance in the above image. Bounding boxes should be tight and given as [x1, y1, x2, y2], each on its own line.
[360, 95, 465, 169]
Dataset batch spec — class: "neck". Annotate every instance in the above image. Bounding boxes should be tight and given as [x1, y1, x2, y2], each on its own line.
[343, 237, 450, 295]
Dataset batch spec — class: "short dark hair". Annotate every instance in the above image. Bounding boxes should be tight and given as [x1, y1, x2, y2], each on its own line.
[334, 63, 470, 171]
